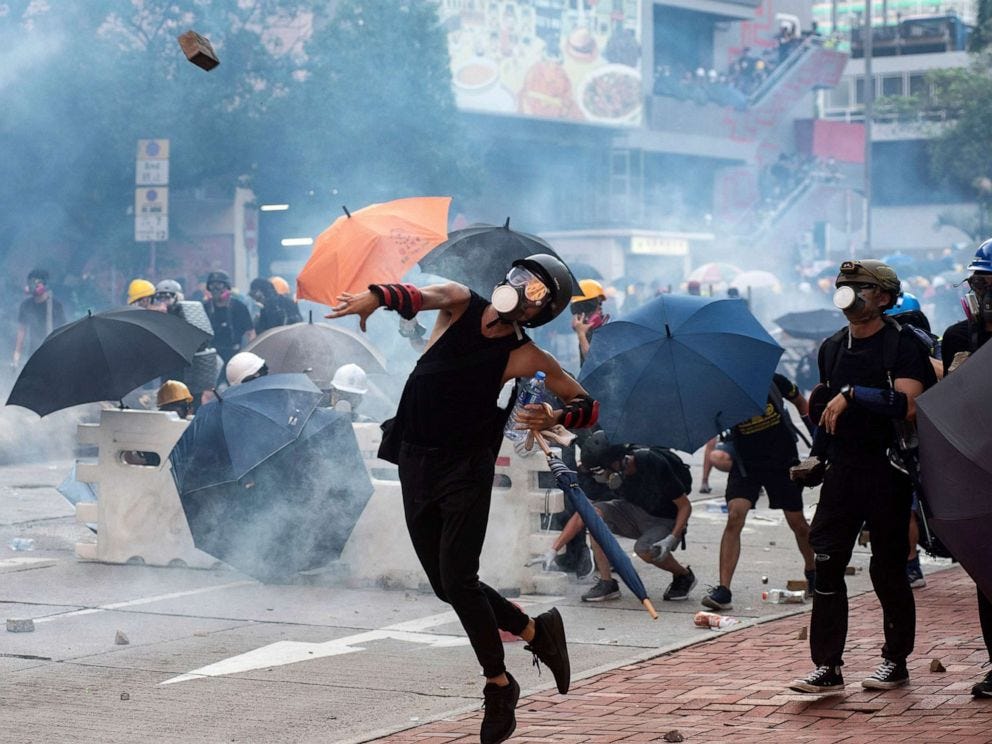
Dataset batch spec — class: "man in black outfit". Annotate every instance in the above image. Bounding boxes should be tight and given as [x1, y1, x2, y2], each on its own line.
[249, 277, 302, 334]
[12, 268, 65, 368]
[328, 255, 600, 744]
[202, 270, 254, 362]
[939, 239, 992, 699]
[790, 259, 928, 694]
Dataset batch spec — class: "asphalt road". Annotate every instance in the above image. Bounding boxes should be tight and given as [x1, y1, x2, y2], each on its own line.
[0, 458, 946, 743]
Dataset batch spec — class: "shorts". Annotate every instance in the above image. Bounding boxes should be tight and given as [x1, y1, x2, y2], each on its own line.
[725, 465, 803, 512]
[596, 499, 678, 556]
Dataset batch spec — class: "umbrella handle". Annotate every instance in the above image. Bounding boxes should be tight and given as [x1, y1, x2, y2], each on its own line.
[643, 598, 658, 620]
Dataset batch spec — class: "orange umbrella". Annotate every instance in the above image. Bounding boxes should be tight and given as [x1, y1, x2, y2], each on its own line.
[296, 196, 450, 305]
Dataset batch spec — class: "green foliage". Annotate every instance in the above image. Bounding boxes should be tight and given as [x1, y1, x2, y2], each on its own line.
[0, 0, 470, 284]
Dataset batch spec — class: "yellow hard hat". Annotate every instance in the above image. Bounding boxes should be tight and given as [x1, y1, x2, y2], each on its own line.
[269, 276, 291, 295]
[156, 380, 193, 408]
[127, 279, 156, 305]
[571, 279, 606, 303]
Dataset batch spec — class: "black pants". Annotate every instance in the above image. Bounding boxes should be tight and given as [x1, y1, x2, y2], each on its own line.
[809, 457, 915, 667]
[980, 586, 992, 663]
[399, 441, 529, 678]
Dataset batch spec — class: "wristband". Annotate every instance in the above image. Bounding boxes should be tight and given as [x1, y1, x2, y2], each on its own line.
[368, 283, 423, 320]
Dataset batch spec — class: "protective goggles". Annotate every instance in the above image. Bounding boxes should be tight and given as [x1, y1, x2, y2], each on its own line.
[505, 266, 549, 303]
[967, 274, 992, 291]
[207, 283, 230, 293]
[154, 291, 177, 301]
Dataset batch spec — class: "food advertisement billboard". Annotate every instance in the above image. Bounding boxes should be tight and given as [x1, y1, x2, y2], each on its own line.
[440, 0, 643, 127]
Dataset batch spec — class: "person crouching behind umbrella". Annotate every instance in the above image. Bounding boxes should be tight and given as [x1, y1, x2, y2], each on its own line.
[327, 255, 598, 744]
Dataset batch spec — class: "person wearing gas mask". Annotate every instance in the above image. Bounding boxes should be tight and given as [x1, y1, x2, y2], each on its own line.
[249, 277, 302, 335]
[328, 363, 373, 422]
[938, 240, 992, 699]
[790, 259, 931, 695]
[327, 255, 598, 744]
[13, 268, 66, 368]
[550, 431, 694, 604]
[570, 279, 610, 365]
[202, 270, 254, 363]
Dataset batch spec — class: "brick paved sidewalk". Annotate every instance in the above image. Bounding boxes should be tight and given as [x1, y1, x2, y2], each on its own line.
[377, 566, 991, 743]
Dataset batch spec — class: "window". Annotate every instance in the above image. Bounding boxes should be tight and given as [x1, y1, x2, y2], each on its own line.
[882, 75, 903, 97]
[909, 73, 929, 103]
[829, 80, 851, 108]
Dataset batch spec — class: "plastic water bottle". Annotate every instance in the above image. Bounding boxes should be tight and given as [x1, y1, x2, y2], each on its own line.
[762, 588, 806, 604]
[504, 371, 546, 443]
[9, 538, 35, 551]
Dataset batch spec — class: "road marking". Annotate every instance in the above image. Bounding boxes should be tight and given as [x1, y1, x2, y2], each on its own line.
[0, 557, 57, 573]
[162, 596, 561, 685]
[33, 581, 255, 624]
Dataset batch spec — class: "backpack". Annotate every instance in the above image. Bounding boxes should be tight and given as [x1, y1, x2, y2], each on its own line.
[820, 317, 939, 393]
[644, 446, 693, 494]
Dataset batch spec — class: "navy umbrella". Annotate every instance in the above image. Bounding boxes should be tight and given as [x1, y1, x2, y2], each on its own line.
[917, 341, 992, 601]
[170, 373, 324, 495]
[535, 434, 656, 619]
[7, 307, 211, 416]
[579, 295, 783, 453]
[418, 218, 579, 294]
[175, 406, 374, 582]
[774, 309, 846, 341]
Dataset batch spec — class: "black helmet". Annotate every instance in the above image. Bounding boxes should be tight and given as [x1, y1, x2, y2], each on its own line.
[206, 270, 232, 288]
[580, 430, 627, 470]
[511, 254, 573, 328]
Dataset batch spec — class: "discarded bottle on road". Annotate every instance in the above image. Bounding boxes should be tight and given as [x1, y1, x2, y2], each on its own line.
[693, 611, 740, 629]
[504, 371, 546, 443]
[9, 538, 34, 551]
[762, 589, 806, 604]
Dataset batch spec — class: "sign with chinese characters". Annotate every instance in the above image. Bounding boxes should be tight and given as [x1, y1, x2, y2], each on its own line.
[135, 140, 169, 241]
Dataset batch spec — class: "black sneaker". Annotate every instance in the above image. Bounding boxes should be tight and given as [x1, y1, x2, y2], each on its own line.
[971, 669, 992, 698]
[663, 567, 697, 601]
[524, 607, 570, 694]
[574, 545, 595, 581]
[789, 665, 845, 693]
[862, 659, 909, 689]
[581, 577, 620, 602]
[701, 584, 732, 610]
[480, 672, 520, 744]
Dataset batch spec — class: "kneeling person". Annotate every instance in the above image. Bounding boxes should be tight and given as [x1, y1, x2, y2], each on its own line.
[577, 432, 695, 602]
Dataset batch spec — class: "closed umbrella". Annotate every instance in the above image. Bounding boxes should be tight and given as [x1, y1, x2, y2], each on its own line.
[6, 307, 211, 416]
[296, 196, 450, 306]
[916, 341, 992, 601]
[175, 406, 374, 581]
[579, 294, 782, 452]
[244, 314, 387, 389]
[419, 218, 578, 294]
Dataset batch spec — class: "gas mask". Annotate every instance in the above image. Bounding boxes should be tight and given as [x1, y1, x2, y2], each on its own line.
[208, 284, 232, 303]
[590, 467, 623, 490]
[963, 274, 992, 322]
[27, 281, 46, 297]
[491, 266, 549, 324]
[832, 283, 877, 313]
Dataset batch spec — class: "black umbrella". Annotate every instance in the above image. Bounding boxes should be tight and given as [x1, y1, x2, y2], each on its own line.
[419, 218, 579, 294]
[917, 341, 992, 601]
[6, 308, 211, 416]
[174, 406, 374, 581]
[774, 309, 846, 341]
[568, 261, 603, 281]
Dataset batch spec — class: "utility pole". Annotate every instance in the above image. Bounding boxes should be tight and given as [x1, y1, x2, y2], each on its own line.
[864, 0, 874, 255]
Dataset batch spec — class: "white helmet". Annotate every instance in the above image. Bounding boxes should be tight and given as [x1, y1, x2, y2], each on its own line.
[226, 352, 266, 386]
[330, 363, 368, 395]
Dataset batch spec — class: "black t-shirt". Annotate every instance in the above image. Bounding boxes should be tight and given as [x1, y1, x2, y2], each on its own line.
[17, 296, 66, 354]
[255, 295, 302, 335]
[730, 373, 800, 468]
[817, 325, 929, 461]
[203, 298, 253, 360]
[619, 448, 687, 520]
[941, 319, 991, 376]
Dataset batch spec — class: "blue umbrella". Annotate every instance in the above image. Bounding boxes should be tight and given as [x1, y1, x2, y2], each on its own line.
[579, 295, 783, 452]
[535, 434, 656, 619]
[882, 252, 918, 273]
[170, 373, 324, 495]
[176, 406, 374, 581]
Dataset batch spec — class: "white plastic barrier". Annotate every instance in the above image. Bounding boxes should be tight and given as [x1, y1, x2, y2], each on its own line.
[74, 409, 219, 569]
[341, 424, 568, 594]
